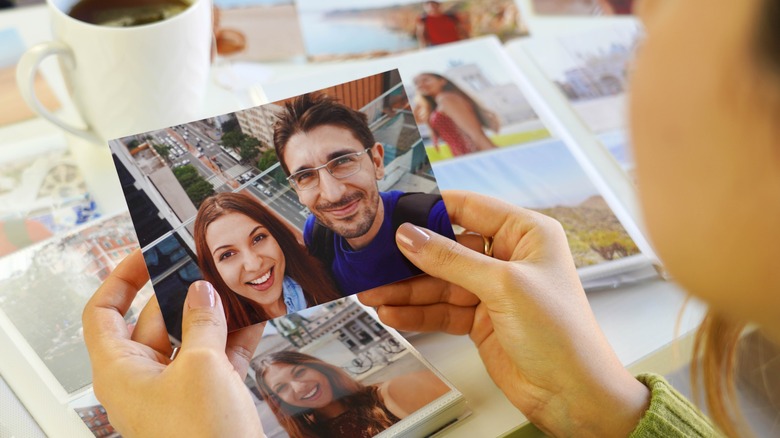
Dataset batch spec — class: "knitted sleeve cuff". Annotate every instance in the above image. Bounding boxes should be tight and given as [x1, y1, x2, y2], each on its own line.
[628, 373, 719, 438]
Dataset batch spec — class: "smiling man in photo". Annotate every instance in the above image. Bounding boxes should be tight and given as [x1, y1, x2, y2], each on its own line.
[274, 93, 455, 295]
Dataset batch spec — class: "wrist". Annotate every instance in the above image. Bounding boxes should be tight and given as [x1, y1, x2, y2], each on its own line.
[530, 369, 650, 437]
[570, 369, 650, 437]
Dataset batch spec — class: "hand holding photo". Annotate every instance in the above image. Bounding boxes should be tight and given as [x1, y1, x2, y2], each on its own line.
[108, 71, 455, 333]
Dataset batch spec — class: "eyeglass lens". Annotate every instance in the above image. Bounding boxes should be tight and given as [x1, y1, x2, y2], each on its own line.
[291, 151, 365, 190]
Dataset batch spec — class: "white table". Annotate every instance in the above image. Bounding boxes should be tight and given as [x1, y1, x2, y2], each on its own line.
[0, 5, 705, 437]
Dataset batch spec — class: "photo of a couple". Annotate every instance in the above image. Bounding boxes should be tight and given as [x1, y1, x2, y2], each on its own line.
[109, 71, 455, 332]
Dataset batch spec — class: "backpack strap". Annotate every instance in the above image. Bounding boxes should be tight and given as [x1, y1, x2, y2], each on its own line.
[309, 220, 336, 268]
[391, 192, 443, 231]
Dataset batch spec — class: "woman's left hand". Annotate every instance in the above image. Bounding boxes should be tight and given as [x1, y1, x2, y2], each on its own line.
[83, 249, 265, 437]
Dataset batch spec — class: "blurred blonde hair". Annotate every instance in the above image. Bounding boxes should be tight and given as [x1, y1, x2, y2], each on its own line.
[692, 312, 747, 437]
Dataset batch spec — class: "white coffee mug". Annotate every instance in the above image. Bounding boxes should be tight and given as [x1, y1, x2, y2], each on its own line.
[16, 0, 213, 144]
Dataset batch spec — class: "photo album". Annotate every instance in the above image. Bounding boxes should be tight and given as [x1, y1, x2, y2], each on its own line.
[0, 1, 655, 437]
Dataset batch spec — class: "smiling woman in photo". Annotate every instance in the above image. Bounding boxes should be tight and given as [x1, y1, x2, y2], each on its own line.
[254, 351, 449, 438]
[194, 192, 341, 330]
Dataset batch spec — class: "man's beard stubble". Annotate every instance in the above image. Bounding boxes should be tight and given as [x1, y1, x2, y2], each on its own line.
[313, 190, 381, 239]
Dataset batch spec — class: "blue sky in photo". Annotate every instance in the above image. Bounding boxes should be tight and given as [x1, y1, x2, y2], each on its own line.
[598, 130, 633, 169]
[432, 138, 600, 209]
[0, 28, 25, 68]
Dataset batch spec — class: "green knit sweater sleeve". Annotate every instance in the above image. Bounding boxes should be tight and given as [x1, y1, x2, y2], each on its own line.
[628, 373, 721, 437]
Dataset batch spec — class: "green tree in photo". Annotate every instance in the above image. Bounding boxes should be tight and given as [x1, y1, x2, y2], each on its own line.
[221, 131, 261, 163]
[173, 165, 214, 207]
[256, 148, 279, 171]
[173, 165, 199, 186]
[238, 140, 261, 163]
[221, 116, 239, 134]
[153, 143, 171, 161]
[220, 130, 243, 151]
[185, 180, 215, 208]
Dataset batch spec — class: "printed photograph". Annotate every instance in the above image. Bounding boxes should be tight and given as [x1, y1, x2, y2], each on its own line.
[0, 27, 60, 127]
[108, 70, 454, 334]
[0, 213, 146, 395]
[432, 139, 641, 268]
[395, 37, 550, 162]
[248, 297, 454, 437]
[295, 0, 527, 61]
[522, 22, 641, 133]
[530, 0, 636, 15]
[213, 0, 306, 61]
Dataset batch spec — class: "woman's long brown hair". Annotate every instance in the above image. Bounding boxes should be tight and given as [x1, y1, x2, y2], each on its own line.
[413, 72, 499, 137]
[254, 351, 398, 438]
[193, 192, 341, 330]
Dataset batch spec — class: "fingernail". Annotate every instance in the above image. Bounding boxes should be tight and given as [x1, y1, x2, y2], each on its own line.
[396, 223, 431, 253]
[188, 281, 216, 309]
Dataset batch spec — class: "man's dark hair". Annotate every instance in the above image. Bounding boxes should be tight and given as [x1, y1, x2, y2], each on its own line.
[756, 0, 780, 74]
[273, 93, 375, 176]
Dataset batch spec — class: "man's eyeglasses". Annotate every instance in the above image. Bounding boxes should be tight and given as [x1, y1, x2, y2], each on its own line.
[287, 147, 372, 191]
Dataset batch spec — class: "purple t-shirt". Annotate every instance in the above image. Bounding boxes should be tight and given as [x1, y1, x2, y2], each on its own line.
[303, 191, 455, 296]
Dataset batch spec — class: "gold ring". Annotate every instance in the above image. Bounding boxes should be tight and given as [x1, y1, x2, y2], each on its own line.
[482, 235, 494, 257]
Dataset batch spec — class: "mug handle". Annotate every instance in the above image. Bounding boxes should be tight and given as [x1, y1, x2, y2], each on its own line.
[16, 41, 102, 144]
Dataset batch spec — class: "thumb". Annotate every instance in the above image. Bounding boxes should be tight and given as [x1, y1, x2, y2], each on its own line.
[180, 280, 227, 354]
[396, 223, 501, 301]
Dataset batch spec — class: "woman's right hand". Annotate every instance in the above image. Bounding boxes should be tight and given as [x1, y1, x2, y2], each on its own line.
[83, 250, 264, 437]
[358, 191, 649, 437]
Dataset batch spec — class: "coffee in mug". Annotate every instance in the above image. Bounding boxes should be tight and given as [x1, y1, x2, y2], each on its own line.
[68, 0, 192, 27]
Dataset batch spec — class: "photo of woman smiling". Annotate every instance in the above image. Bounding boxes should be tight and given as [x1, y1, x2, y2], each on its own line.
[254, 351, 450, 438]
[194, 192, 341, 330]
